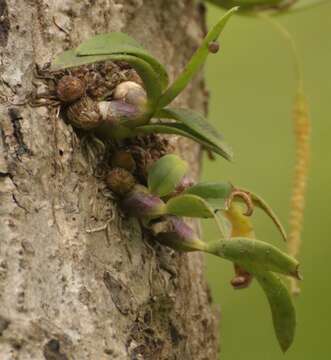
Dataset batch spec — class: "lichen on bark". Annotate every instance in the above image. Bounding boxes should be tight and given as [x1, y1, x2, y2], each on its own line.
[0, 1, 219, 359]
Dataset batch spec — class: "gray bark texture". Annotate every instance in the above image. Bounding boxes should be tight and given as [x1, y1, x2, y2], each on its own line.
[0, 0, 219, 359]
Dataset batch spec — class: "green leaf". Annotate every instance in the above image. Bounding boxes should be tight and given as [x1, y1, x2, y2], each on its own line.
[157, 107, 233, 161]
[134, 122, 224, 155]
[52, 49, 111, 70]
[76, 33, 169, 90]
[206, 237, 300, 279]
[166, 194, 214, 218]
[184, 181, 233, 239]
[166, 194, 230, 238]
[157, 7, 238, 109]
[147, 154, 188, 197]
[185, 181, 233, 210]
[254, 271, 296, 352]
[51, 50, 162, 107]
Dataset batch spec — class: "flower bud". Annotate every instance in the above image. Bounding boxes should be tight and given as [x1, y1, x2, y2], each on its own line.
[151, 216, 206, 252]
[208, 41, 220, 54]
[121, 185, 166, 219]
[106, 168, 136, 196]
[57, 75, 85, 103]
[66, 96, 101, 130]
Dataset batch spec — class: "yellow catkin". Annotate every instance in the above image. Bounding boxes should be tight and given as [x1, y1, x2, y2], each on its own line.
[288, 90, 311, 295]
[258, 13, 311, 295]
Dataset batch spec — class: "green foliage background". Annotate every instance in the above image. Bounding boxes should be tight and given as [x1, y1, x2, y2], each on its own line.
[203, 3, 331, 358]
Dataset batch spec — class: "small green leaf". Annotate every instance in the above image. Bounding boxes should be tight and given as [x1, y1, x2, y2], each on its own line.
[157, 7, 238, 108]
[157, 107, 233, 160]
[134, 122, 224, 155]
[181, 181, 233, 238]
[166, 193, 231, 238]
[166, 194, 214, 218]
[254, 271, 296, 352]
[148, 154, 188, 197]
[184, 181, 233, 239]
[185, 181, 233, 210]
[51, 51, 162, 107]
[206, 237, 300, 279]
[76, 33, 169, 90]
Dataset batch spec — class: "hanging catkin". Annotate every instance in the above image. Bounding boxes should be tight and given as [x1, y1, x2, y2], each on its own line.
[258, 14, 311, 295]
[288, 90, 311, 294]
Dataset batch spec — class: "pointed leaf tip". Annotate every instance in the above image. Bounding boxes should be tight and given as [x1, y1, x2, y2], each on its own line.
[252, 271, 296, 353]
[157, 7, 237, 108]
[157, 107, 233, 161]
[293, 265, 303, 281]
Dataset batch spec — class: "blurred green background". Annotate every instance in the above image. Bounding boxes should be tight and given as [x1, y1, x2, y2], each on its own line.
[202, 2, 331, 359]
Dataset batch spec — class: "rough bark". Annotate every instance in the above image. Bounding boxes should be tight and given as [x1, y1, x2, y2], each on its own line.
[0, 1, 218, 359]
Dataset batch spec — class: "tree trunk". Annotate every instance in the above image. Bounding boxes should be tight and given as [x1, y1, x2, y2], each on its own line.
[0, 1, 219, 359]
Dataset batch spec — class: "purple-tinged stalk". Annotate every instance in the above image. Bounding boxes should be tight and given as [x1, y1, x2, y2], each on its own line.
[151, 216, 206, 252]
[121, 185, 166, 220]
